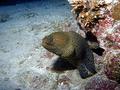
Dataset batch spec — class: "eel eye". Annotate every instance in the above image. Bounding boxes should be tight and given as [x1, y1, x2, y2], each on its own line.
[43, 35, 54, 46]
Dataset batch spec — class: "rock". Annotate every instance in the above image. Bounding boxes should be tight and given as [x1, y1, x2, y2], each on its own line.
[104, 53, 120, 83]
[85, 75, 118, 90]
[112, 3, 120, 21]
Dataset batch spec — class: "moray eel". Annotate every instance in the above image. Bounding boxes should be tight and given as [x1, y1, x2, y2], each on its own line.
[42, 31, 97, 79]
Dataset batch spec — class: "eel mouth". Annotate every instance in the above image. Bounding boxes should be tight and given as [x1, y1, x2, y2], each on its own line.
[42, 37, 48, 47]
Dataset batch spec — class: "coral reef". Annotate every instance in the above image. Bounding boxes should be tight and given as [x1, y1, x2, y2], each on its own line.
[70, 0, 119, 46]
[71, 0, 108, 32]
[104, 53, 120, 83]
[70, 0, 120, 88]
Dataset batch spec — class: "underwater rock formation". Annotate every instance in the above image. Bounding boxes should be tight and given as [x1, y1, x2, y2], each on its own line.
[42, 31, 97, 79]
[71, 0, 108, 32]
[112, 3, 120, 21]
[104, 53, 120, 83]
[70, 0, 119, 46]
[85, 75, 118, 90]
[69, 0, 120, 88]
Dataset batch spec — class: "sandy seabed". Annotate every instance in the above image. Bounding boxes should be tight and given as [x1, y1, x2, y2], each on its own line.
[0, 0, 80, 90]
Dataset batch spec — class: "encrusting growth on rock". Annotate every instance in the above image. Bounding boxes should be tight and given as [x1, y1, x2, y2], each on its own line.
[42, 31, 97, 79]
[112, 3, 120, 21]
[71, 0, 108, 31]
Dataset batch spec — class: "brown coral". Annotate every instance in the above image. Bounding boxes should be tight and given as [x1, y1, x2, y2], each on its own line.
[71, 0, 108, 31]
[112, 3, 120, 20]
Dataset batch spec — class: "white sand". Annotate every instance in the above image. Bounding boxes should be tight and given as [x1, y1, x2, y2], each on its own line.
[0, 0, 79, 90]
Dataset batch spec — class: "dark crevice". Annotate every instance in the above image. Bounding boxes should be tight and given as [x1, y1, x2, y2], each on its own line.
[85, 31, 98, 42]
[91, 48, 105, 56]
[85, 32, 105, 56]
